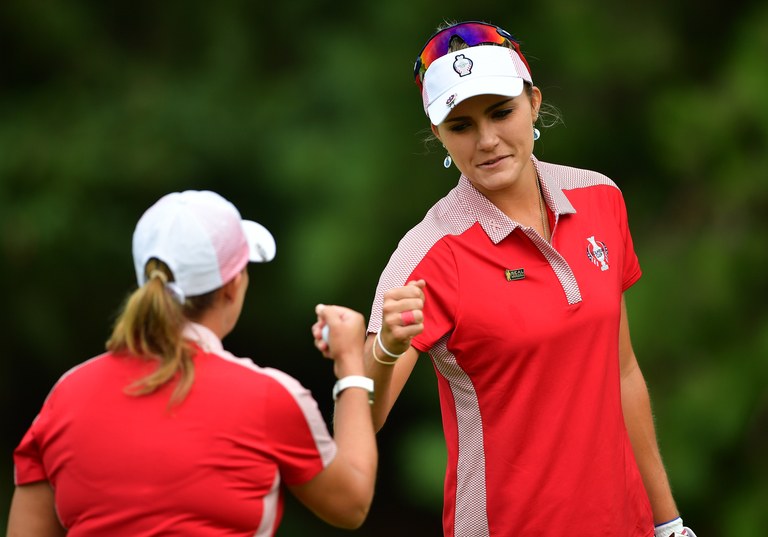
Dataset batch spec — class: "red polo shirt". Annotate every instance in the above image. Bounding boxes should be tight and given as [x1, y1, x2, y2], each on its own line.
[14, 323, 336, 536]
[369, 157, 653, 537]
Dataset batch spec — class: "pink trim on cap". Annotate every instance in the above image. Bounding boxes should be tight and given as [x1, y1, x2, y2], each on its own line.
[132, 191, 275, 298]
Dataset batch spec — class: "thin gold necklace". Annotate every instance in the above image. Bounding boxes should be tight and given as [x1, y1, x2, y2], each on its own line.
[537, 176, 549, 242]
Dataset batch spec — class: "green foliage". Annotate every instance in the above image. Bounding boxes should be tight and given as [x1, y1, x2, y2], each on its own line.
[2, 0, 766, 534]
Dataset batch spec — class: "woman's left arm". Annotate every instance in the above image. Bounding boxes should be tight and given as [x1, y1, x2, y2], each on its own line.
[7, 481, 66, 537]
[619, 294, 679, 524]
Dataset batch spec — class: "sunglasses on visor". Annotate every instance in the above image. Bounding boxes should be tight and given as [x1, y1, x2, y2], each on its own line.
[413, 21, 530, 89]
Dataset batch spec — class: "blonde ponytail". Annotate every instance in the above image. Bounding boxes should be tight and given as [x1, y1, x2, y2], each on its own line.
[107, 259, 196, 405]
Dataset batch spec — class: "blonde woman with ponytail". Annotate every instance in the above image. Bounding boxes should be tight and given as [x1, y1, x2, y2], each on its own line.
[9, 190, 386, 536]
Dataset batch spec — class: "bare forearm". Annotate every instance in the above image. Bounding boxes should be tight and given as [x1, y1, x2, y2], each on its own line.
[302, 305, 377, 528]
[363, 335, 396, 430]
[363, 335, 418, 431]
[621, 363, 679, 524]
[332, 387, 378, 495]
[327, 349, 378, 520]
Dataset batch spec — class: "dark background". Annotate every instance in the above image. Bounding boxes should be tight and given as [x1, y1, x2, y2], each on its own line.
[2, 1, 767, 535]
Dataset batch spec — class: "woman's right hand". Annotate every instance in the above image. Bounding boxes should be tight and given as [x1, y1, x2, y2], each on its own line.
[312, 304, 366, 378]
[298, 304, 376, 529]
[379, 279, 426, 355]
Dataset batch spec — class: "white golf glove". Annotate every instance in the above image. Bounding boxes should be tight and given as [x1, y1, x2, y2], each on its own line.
[654, 517, 697, 537]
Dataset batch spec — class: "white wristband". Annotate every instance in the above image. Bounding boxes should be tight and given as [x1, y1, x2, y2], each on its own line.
[654, 517, 683, 537]
[332, 376, 374, 404]
[375, 331, 406, 358]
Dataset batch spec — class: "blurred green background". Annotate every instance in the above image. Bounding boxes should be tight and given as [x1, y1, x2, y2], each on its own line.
[2, 1, 766, 535]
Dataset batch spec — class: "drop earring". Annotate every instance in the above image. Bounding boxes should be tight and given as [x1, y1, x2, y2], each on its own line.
[533, 127, 541, 141]
[443, 153, 452, 168]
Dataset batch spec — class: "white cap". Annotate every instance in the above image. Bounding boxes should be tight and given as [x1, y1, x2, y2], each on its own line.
[132, 190, 276, 297]
[422, 45, 533, 125]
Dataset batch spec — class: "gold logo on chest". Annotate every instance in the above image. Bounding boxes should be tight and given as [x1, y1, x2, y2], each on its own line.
[505, 268, 525, 281]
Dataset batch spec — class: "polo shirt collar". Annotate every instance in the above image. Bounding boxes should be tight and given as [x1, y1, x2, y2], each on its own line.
[532, 156, 576, 216]
[457, 155, 576, 244]
[182, 322, 224, 354]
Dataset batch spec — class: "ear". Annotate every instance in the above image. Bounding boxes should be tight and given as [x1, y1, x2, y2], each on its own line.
[220, 272, 243, 302]
[430, 123, 441, 142]
[530, 85, 543, 121]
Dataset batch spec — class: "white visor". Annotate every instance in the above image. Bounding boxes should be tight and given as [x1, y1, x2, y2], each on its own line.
[422, 45, 533, 125]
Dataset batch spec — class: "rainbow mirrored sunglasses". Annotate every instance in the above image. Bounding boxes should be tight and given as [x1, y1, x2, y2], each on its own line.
[413, 21, 531, 90]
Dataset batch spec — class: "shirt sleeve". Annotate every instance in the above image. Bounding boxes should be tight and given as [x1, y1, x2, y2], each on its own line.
[368, 233, 460, 355]
[262, 371, 336, 486]
[14, 404, 51, 485]
[614, 188, 642, 291]
[409, 238, 459, 353]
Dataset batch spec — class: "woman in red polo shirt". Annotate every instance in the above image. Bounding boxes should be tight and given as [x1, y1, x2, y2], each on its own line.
[9, 190, 381, 536]
[353, 20, 695, 537]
